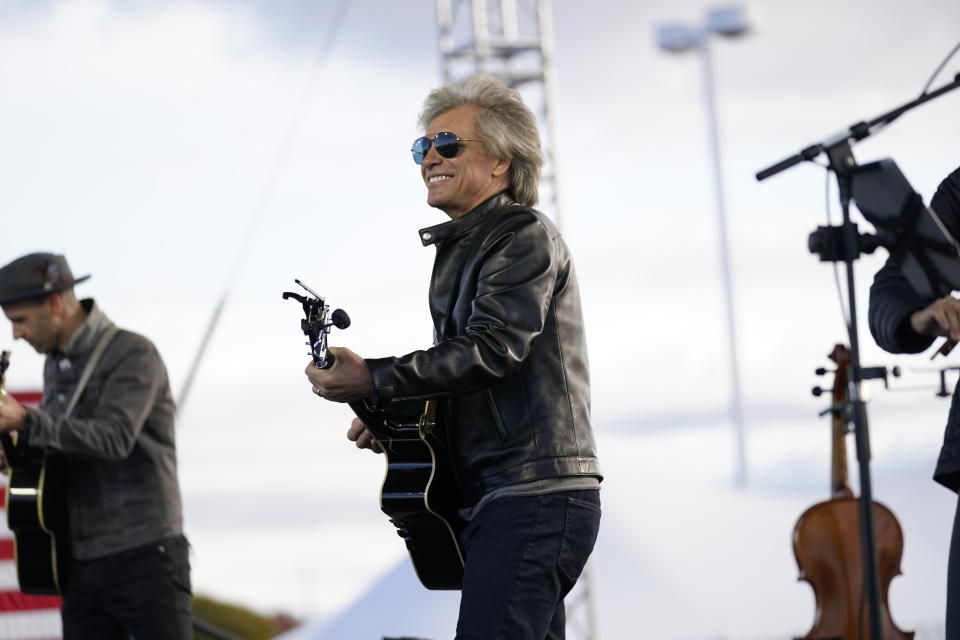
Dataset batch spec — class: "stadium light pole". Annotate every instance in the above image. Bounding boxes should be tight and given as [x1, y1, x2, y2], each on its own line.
[656, 7, 751, 486]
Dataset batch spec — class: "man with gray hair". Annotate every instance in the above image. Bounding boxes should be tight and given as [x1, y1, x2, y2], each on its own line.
[0, 252, 191, 639]
[305, 74, 601, 638]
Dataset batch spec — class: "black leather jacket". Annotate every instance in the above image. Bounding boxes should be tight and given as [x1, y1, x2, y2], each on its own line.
[366, 193, 601, 505]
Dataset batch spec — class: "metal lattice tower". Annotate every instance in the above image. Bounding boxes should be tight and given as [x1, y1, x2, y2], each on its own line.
[433, 3, 596, 639]
[435, 0, 563, 227]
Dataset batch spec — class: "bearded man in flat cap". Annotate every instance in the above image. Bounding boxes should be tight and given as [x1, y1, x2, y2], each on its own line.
[0, 252, 191, 639]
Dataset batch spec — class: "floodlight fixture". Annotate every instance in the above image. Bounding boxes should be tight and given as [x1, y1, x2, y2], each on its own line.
[706, 6, 749, 38]
[656, 24, 700, 53]
[656, 6, 749, 55]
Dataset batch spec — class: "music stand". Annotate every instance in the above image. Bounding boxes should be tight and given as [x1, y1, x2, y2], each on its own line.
[851, 159, 960, 298]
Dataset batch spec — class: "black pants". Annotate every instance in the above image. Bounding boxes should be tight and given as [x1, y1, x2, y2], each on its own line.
[455, 490, 601, 640]
[949, 497, 960, 640]
[61, 535, 192, 640]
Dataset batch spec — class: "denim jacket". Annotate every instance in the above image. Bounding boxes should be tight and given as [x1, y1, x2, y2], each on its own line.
[25, 299, 184, 559]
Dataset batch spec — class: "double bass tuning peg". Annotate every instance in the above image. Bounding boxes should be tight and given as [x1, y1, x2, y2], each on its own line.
[813, 364, 902, 400]
[813, 366, 835, 397]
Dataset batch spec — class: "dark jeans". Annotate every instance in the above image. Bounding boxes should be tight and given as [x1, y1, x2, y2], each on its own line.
[455, 489, 601, 640]
[949, 496, 960, 640]
[61, 535, 192, 640]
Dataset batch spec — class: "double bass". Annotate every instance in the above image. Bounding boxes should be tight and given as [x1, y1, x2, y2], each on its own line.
[793, 344, 912, 640]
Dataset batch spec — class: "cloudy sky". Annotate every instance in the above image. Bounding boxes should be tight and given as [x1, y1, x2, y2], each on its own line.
[2, 0, 960, 637]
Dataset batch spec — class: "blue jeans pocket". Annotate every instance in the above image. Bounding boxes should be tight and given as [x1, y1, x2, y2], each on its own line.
[557, 493, 601, 588]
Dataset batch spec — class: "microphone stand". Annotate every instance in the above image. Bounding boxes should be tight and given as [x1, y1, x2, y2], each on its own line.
[757, 73, 960, 182]
[834, 138, 886, 640]
[757, 73, 960, 640]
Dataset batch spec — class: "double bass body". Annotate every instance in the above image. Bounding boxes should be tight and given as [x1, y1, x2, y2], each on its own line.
[794, 345, 913, 640]
[793, 497, 912, 640]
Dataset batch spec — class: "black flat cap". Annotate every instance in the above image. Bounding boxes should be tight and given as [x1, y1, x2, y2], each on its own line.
[0, 253, 91, 305]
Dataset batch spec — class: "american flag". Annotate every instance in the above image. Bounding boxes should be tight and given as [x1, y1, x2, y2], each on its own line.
[0, 391, 61, 640]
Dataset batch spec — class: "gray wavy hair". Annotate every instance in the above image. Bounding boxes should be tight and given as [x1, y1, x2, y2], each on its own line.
[418, 74, 543, 207]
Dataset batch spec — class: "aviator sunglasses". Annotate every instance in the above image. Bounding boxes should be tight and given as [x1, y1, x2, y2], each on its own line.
[411, 132, 482, 165]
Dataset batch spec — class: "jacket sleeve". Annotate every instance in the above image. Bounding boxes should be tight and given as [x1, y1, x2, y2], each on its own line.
[366, 212, 558, 404]
[868, 257, 936, 354]
[25, 334, 167, 460]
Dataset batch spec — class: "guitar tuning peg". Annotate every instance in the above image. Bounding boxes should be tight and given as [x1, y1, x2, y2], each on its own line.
[812, 386, 825, 397]
[815, 367, 831, 376]
[331, 308, 351, 330]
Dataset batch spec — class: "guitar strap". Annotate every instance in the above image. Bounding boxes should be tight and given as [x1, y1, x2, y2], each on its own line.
[61, 326, 120, 420]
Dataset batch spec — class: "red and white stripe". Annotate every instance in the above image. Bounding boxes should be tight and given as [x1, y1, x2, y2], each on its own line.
[0, 391, 61, 640]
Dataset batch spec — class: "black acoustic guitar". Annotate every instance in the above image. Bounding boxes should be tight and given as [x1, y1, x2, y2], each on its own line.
[0, 350, 68, 595]
[284, 281, 466, 590]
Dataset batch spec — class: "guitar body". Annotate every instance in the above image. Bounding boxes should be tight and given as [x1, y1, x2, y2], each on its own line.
[350, 399, 466, 590]
[1, 434, 68, 595]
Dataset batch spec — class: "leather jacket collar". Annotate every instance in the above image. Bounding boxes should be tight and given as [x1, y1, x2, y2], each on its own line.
[417, 191, 515, 247]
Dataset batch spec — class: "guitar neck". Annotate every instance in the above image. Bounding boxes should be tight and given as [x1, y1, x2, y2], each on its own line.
[0, 350, 9, 396]
[830, 408, 853, 498]
[0, 350, 15, 461]
[0, 351, 34, 465]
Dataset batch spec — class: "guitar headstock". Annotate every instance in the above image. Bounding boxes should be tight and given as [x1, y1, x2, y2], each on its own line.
[282, 280, 350, 369]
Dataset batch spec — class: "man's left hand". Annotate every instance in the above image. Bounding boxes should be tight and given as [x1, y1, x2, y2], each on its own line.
[0, 391, 27, 432]
[304, 347, 374, 403]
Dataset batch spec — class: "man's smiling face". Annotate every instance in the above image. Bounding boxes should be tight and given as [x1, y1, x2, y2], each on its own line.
[420, 105, 511, 219]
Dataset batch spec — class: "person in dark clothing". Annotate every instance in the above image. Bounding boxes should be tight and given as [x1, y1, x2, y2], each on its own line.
[868, 165, 960, 639]
[304, 74, 601, 639]
[0, 252, 191, 640]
